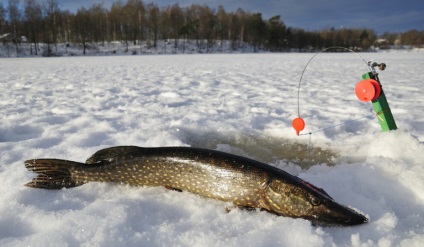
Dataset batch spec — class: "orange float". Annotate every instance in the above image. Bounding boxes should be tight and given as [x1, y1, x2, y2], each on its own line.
[292, 117, 305, 136]
[355, 79, 381, 102]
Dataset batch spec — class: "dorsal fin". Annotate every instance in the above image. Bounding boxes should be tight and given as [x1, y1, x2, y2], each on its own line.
[85, 146, 142, 164]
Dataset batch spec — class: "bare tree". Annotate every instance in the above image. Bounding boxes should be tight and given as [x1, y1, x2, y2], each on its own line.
[74, 7, 91, 55]
[199, 6, 216, 52]
[216, 5, 228, 51]
[228, 12, 240, 50]
[89, 4, 108, 44]
[109, 2, 123, 43]
[0, 2, 9, 57]
[168, 4, 184, 52]
[60, 10, 72, 53]
[146, 3, 159, 48]
[8, 0, 21, 55]
[0, 3, 6, 36]
[236, 8, 247, 45]
[24, 0, 42, 55]
[188, 5, 216, 52]
[43, 0, 60, 54]
[123, 0, 145, 47]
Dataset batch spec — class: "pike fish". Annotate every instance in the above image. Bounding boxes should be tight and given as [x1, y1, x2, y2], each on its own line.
[24, 146, 368, 226]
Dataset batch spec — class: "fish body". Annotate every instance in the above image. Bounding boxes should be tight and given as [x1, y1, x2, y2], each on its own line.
[25, 146, 368, 226]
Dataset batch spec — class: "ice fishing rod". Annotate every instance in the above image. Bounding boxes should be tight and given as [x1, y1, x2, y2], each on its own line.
[359, 61, 397, 131]
[292, 46, 397, 136]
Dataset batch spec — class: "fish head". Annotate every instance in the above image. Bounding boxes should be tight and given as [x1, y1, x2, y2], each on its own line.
[262, 178, 368, 226]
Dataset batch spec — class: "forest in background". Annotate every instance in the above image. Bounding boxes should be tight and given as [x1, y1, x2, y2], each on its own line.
[0, 0, 423, 57]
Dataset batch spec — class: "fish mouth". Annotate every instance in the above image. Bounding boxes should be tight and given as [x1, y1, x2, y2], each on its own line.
[322, 212, 368, 227]
[342, 209, 369, 226]
[311, 203, 369, 227]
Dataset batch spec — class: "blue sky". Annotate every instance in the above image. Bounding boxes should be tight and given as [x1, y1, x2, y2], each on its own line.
[2, 0, 423, 33]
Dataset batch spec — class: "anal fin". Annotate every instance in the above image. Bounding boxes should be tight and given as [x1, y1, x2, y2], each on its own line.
[165, 185, 183, 192]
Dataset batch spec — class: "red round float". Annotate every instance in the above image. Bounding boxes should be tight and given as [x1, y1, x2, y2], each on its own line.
[292, 117, 305, 136]
[355, 79, 381, 102]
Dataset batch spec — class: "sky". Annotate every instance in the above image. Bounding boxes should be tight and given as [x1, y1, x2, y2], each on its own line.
[1, 0, 423, 34]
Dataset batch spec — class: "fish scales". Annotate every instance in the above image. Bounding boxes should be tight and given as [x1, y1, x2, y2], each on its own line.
[73, 146, 268, 206]
[24, 146, 368, 226]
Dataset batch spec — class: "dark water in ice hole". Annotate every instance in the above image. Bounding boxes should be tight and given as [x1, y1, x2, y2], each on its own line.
[177, 129, 338, 169]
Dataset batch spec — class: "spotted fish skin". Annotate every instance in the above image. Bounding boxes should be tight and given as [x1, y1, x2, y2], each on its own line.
[25, 146, 368, 226]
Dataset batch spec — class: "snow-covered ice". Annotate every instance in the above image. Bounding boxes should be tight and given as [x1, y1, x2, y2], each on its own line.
[1, 51, 424, 246]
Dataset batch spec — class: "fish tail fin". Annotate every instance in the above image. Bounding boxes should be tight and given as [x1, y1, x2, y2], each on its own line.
[24, 159, 86, 189]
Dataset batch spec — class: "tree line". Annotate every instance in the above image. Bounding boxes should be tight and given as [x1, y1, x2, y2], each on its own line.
[0, 0, 422, 56]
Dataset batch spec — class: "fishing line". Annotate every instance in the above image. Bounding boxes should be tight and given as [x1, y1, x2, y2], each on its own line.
[297, 46, 371, 118]
[300, 110, 378, 161]
[295, 47, 380, 161]
[299, 110, 378, 136]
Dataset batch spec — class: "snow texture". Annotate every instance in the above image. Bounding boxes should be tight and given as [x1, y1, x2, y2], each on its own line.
[1, 51, 424, 246]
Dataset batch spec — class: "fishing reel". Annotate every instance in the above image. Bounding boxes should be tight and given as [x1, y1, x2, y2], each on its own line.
[369, 61, 386, 71]
[354, 61, 386, 102]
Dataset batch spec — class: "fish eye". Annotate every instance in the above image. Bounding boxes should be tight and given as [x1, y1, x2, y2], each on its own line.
[310, 197, 321, 206]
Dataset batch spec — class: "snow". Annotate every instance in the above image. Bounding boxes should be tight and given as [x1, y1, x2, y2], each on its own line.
[1, 51, 424, 246]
